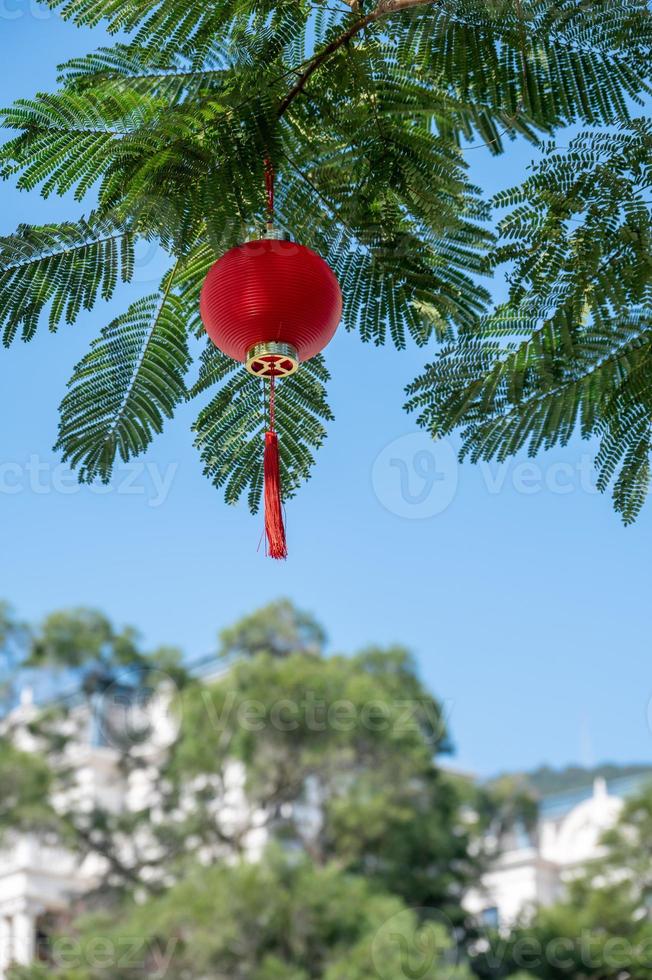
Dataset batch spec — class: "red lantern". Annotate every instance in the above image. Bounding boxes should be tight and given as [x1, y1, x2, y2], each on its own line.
[199, 164, 342, 560]
[200, 238, 342, 379]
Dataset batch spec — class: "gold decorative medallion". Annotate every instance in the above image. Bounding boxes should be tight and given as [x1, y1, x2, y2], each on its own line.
[245, 342, 299, 378]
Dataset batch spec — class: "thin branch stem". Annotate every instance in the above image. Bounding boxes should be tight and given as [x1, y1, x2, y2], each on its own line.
[99, 258, 180, 451]
[0, 229, 130, 274]
[277, 0, 437, 117]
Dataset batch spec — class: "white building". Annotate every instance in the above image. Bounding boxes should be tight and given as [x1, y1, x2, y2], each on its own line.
[463, 773, 647, 928]
[0, 680, 647, 975]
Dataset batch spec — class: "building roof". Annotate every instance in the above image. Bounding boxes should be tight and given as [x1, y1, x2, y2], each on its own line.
[539, 772, 651, 819]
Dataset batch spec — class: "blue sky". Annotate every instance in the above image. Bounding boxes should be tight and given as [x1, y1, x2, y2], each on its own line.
[0, 9, 650, 778]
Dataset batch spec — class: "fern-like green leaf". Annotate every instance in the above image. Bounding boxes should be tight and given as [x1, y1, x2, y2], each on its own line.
[0, 215, 135, 345]
[192, 345, 333, 513]
[56, 272, 191, 482]
[0, 0, 648, 516]
[407, 119, 652, 522]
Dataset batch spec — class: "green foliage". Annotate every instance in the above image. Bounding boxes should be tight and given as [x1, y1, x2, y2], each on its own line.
[28, 607, 147, 670]
[217, 597, 326, 659]
[15, 854, 475, 980]
[0, 600, 485, 920]
[56, 277, 192, 483]
[391, 0, 650, 162]
[0, 0, 648, 512]
[166, 641, 478, 916]
[7, 600, 652, 978]
[9, 970, 87, 980]
[0, 604, 191, 900]
[472, 783, 652, 980]
[0, 601, 25, 651]
[598, 781, 652, 894]
[0, 737, 54, 837]
[479, 774, 539, 847]
[192, 346, 333, 512]
[1, 599, 506, 976]
[0, 215, 135, 345]
[407, 120, 652, 523]
[474, 887, 652, 980]
[0, 601, 30, 706]
[503, 762, 652, 797]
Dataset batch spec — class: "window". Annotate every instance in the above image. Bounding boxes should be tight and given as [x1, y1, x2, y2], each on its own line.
[480, 906, 500, 929]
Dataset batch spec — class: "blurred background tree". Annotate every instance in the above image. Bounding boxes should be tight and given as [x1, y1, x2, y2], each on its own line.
[0, 603, 30, 710]
[1, 599, 501, 978]
[6, 599, 651, 979]
[472, 784, 652, 980]
[217, 599, 327, 660]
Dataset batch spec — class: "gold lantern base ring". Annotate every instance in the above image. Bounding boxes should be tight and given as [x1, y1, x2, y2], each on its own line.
[245, 342, 299, 378]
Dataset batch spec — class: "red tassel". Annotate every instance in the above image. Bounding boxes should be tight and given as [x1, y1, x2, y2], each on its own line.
[264, 430, 287, 559]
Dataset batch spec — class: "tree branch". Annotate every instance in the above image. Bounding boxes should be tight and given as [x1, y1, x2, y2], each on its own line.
[277, 0, 436, 117]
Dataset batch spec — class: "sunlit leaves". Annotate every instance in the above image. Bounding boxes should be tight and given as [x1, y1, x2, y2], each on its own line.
[0, 0, 649, 512]
[56, 280, 192, 482]
[192, 345, 333, 513]
[0, 215, 135, 344]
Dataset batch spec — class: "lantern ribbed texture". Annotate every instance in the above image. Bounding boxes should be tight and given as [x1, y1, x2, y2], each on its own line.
[200, 239, 342, 363]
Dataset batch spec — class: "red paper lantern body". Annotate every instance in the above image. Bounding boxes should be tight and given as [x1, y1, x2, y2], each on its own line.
[199, 234, 341, 560]
[200, 239, 342, 376]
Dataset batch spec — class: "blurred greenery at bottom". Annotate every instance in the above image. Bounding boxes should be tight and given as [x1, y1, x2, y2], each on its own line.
[2, 600, 652, 980]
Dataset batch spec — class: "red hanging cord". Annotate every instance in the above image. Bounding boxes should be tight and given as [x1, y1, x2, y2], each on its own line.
[264, 156, 275, 227]
[261, 159, 287, 558]
[264, 375, 288, 559]
[269, 371, 276, 430]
